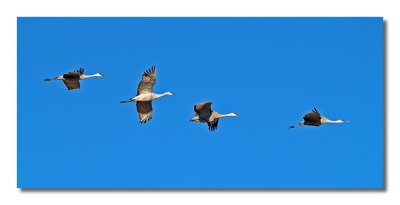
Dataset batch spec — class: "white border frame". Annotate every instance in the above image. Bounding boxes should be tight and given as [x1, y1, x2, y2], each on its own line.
[1, 0, 398, 205]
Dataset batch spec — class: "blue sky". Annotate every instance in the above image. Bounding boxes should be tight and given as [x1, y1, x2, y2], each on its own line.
[17, 17, 383, 188]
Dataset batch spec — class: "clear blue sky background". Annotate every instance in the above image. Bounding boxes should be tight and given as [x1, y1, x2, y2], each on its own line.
[18, 17, 383, 188]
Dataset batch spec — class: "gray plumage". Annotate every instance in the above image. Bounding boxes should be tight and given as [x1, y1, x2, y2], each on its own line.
[120, 65, 174, 124]
[289, 107, 348, 128]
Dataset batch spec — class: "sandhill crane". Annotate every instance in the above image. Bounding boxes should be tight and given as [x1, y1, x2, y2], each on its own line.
[289, 107, 348, 128]
[44, 68, 104, 90]
[190, 102, 238, 131]
[120, 65, 174, 124]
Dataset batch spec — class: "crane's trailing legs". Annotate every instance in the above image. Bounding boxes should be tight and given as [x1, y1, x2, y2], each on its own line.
[120, 98, 135, 103]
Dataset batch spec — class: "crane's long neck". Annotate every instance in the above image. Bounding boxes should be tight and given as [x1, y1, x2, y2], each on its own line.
[323, 119, 343, 124]
[80, 74, 102, 80]
[219, 113, 237, 118]
[152, 92, 171, 99]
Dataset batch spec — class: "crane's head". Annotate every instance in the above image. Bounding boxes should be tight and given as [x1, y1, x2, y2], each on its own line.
[164, 91, 175, 96]
[339, 119, 349, 123]
[93, 73, 105, 77]
[227, 112, 239, 117]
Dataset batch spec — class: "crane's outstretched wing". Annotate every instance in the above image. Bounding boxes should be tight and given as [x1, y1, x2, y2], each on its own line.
[304, 107, 322, 122]
[62, 71, 81, 90]
[136, 101, 153, 123]
[303, 107, 322, 126]
[77, 67, 84, 75]
[303, 112, 321, 122]
[208, 119, 219, 131]
[63, 79, 80, 90]
[194, 102, 212, 116]
[137, 66, 156, 95]
[63, 71, 80, 80]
